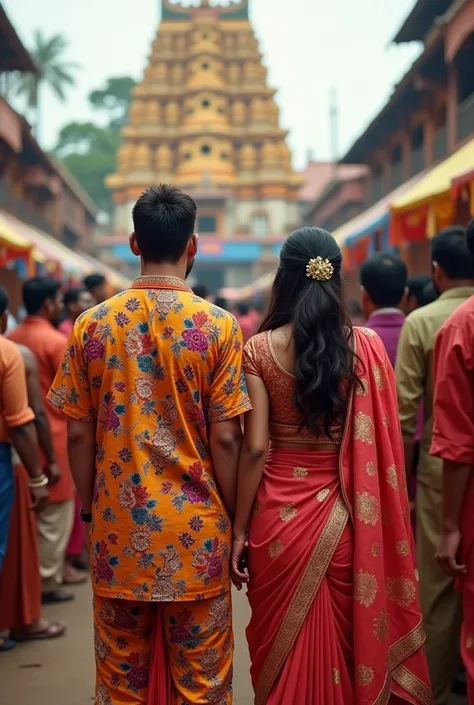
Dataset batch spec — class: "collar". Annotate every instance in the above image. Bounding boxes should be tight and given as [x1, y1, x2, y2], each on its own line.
[130, 275, 192, 293]
[438, 286, 474, 301]
[369, 308, 405, 319]
[23, 315, 54, 328]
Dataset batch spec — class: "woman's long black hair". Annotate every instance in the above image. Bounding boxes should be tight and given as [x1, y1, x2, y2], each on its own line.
[259, 227, 360, 437]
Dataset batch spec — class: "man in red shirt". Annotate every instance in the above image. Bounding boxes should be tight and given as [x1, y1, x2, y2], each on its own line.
[431, 219, 474, 704]
[9, 277, 78, 602]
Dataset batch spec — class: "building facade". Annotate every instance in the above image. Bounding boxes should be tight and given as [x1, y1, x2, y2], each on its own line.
[104, 0, 302, 289]
[341, 0, 474, 275]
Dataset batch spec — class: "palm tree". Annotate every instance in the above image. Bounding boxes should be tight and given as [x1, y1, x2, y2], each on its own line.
[16, 30, 80, 141]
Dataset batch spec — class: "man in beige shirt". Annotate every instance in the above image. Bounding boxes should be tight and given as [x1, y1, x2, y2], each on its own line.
[396, 225, 474, 705]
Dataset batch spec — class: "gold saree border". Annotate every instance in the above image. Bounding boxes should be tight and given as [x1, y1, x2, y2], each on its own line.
[254, 495, 349, 705]
[393, 664, 432, 705]
[373, 622, 429, 705]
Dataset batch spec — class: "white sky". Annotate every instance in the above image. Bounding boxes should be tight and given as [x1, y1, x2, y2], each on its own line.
[5, 0, 420, 167]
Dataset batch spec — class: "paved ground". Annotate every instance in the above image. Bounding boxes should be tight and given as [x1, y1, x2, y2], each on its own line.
[0, 582, 466, 705]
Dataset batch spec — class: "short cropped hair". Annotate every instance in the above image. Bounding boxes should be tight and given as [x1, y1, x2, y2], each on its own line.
[132, 185, 197, 263]
[64, 288, 87, 307]
[360, 253, 407, 307]
[431, 226, 474, 279]
[466, 219, 474, 259]
[407, 274, 431, 306]
[84, 273, 106, 292]
[23, 277, 61, 316]
[0, 287, 8, 316]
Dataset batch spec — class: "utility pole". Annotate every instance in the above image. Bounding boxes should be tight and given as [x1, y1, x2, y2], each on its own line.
[329, 87, 339, 179]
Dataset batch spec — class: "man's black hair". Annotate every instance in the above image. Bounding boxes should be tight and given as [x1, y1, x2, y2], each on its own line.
[431, 225, 474, 279]
[237, 302, 250, 316]
[84, 273, 106, 292]
[64, 288, 87, 308]
[193, 284, 209, 299]
[420, 282, 439, 307]
[360, 253, 407, 307]
[214, 296, 227, 310]
[23, 277, 61, 316]
[0, 287, 8, 316]
[347, 298, 363, 318]
[132, 184, 197, 263]
[466, 219, 474, 260]
[407, 274, 431, 306]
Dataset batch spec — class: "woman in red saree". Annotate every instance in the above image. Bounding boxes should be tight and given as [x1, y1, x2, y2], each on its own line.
[232, 227, 431, 705]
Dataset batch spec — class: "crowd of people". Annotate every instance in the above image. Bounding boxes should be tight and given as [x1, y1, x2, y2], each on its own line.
[0, 273, 108, 647]
[0, 182, 473, 705]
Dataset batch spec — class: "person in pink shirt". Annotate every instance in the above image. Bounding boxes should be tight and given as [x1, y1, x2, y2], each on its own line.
[57, 288, 94, 338]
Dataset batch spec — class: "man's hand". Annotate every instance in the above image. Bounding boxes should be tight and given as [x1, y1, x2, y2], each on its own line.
[31, 484, 49, 513]
[231, 535, 249, 591]
[436, 529, 467, 578]
[45, 462, 61, 486]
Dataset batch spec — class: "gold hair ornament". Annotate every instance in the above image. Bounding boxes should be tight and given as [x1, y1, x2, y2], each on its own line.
[306, 256, 334, 282]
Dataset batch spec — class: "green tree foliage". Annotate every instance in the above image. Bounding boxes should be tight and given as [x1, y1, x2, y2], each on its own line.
[15, 30, 79, 138]
[89, 76, 136, 130]
[54, 77, 136, 214]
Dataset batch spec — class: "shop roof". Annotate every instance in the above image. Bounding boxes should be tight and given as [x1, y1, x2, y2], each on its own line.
[0, 4, 39, 74]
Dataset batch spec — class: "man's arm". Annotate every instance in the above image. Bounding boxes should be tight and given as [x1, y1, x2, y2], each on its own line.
[395, 316, 426, 482]
[431, 321, 473, 577]
[0, 341, 48, 510]
[67, 418, 96, 512]
[20, 345, 59, 484]
[46, 323, 96, 509]
[209, 418, 243, 518]
[207, 315, 252, 518]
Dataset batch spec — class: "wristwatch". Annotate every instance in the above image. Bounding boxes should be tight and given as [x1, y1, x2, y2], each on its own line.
[80, 508, 93, 523]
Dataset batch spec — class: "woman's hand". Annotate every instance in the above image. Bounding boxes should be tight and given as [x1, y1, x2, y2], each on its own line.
[231, 535, 249, 591]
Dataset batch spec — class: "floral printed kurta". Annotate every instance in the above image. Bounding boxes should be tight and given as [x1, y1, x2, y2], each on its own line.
[47, 276, 251, 602]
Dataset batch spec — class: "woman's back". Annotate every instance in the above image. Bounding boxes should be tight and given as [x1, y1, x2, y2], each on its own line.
[243, 326, 344, 447]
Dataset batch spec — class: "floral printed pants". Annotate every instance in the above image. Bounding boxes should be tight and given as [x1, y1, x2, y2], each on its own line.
[94, 591, 233, 704]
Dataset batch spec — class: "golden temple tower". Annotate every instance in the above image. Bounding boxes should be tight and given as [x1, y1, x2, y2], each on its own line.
[106, 0, 302, 290]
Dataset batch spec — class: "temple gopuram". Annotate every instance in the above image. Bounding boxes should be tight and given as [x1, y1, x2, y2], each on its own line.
[104, 0, 302, 291]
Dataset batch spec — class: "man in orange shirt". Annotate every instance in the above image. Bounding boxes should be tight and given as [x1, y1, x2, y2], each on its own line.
[9, 277, 78, 602]
[48, 185, 251, 704]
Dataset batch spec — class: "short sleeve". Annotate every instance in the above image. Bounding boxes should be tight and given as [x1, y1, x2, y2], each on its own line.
[431, 321, 474, 465]
[0, 340, 34, 429]
[243, 337, 261, 377]
[46, 323, 95, 422]
[207, 314, 252, 423]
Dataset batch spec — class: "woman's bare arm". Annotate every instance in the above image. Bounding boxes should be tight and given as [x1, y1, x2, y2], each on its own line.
[233, 373, 270, 538]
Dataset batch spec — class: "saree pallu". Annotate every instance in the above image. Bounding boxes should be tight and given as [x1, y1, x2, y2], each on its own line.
[247, 327, 431, 705]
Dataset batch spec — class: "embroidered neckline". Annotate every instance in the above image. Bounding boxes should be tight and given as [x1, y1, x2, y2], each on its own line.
[130, 275, 192, 292]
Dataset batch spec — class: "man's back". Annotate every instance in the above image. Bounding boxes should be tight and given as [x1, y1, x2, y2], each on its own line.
[366, 309, 405, 367]
[48, 278, 250, 601]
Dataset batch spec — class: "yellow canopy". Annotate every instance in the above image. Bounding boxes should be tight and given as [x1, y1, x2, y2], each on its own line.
[0, 213, 32, 252]
[392, 138, 474, 212]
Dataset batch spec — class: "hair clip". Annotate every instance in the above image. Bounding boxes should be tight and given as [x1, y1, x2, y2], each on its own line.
[306, 256, 334, 281]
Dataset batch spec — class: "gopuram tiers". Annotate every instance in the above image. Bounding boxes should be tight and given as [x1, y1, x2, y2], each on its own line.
[106, 0, 302, 241]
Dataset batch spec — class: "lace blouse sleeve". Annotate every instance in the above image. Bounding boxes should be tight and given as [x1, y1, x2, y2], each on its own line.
[243, 337, 261, 377]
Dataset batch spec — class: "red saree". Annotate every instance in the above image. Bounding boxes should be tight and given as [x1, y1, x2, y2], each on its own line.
[246, 327, 431, 705]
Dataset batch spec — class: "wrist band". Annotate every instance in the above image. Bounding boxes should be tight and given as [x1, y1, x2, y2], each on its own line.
[29, 474, 49, 489]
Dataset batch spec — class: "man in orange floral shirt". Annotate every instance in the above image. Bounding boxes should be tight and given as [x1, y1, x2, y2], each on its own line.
[48, 185, 251, 705]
